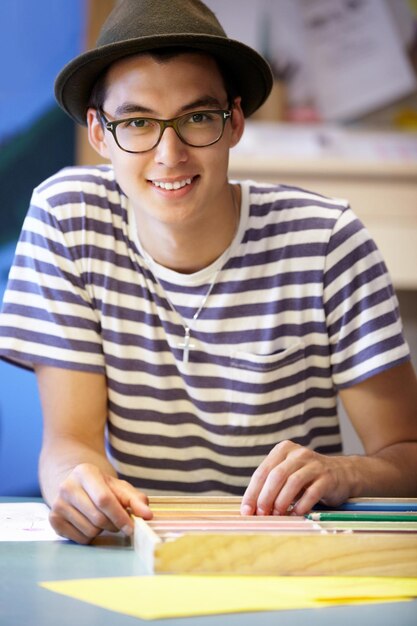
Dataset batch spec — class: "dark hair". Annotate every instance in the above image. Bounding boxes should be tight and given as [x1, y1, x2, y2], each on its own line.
[88, 46, 239, 114]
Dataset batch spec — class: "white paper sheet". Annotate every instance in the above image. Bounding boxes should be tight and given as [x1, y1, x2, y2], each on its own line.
[0, 502, 66, 541]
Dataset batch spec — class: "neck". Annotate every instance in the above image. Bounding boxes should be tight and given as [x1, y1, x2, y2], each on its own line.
[136, 184, 240, 274]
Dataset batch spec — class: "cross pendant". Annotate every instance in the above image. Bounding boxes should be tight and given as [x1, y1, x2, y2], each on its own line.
[177, 327, 195, 363]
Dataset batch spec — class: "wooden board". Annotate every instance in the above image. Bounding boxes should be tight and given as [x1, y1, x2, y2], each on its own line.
[133, 497, 417, 577]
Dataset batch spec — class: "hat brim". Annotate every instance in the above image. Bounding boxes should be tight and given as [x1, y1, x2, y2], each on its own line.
[55, 34, 273, 125]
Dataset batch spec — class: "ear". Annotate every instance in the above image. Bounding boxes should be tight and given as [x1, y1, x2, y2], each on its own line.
[229, 97, 245, 148]
[87, 108, 111, 159]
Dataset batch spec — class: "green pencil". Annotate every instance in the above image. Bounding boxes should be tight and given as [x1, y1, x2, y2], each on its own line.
[307, 512, 417, 522]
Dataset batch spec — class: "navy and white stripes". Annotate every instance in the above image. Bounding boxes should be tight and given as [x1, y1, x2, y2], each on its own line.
[0, 165, 409, 494]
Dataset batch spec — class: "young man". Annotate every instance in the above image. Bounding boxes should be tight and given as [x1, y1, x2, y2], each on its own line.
[0, 0, 416, 544]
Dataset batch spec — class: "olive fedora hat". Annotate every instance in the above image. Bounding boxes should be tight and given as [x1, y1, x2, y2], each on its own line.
[54, 0, 273, 126]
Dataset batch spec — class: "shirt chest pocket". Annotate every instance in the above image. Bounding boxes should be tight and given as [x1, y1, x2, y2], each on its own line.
[228, 341, 306, 423]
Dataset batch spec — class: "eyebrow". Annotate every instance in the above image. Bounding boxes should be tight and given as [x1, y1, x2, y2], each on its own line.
[113, 96, 225, 118]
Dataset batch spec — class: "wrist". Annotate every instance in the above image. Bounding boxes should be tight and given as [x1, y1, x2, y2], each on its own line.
[340, 454, 365, 498]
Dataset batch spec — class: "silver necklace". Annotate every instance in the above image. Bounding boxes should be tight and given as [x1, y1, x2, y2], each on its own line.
[175, 269, 220, 363]
[144, 185, 240, 364]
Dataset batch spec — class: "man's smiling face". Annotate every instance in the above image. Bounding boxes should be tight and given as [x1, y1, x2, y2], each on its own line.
[88, 51, 244, 230]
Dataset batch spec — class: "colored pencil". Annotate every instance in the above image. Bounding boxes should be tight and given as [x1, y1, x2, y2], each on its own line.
[307, 512, 417, 522]
[313, 500, 417, 512]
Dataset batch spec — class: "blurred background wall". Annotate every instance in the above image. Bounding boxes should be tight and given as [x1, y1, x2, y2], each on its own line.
[0, 0, 85, 494]
[1, 0, 416, 494]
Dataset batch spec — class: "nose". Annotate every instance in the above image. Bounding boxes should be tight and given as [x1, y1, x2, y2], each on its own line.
[153, 126, 188, 167]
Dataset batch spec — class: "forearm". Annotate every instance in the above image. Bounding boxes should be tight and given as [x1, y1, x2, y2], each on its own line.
[347, 441, 417, 498]
[39, 436, 116, 505]
[241, 438, 417, 517]
[338, 362, 417, 499]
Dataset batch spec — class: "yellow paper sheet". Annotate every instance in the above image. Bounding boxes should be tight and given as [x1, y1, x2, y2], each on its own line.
[40, 575, 417, 620]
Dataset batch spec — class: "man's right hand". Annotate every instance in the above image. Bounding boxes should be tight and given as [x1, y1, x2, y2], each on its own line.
[34, 366, 152, 543]
[48, 463, 152, 543]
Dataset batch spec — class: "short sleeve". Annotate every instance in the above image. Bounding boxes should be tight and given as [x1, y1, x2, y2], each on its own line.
[323, 206, 409, 388]
[0, 183, 105, 373]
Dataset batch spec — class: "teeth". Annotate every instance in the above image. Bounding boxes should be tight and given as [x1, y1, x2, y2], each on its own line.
[153, 178, 192, 190]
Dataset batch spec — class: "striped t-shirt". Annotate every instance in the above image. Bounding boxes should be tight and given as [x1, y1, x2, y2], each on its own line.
[0, 165, 409, 495]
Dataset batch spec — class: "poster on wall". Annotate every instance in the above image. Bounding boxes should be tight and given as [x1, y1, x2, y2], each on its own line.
[297, 0, 417, 121]
[206, 0, 417, 122]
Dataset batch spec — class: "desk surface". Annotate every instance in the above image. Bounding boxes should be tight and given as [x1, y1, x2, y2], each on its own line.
[0, 500, 416, 626]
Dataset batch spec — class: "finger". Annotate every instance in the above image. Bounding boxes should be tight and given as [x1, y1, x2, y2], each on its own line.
[241, 465, 273, 515]
[240, 453, 288, 515]
[70, 492, 120, 532]
[108, 477, 153, 521]
[77, 473, 136, 536]
[49, 505, 103, 544]
[291, 477, 329, 515]
[291, 461, 345, 515]
[66, 469, 127, 531]
[50, 517, 90, 544]
[56, 486, 120, 534]
[254, 444, 316, 515]
[241, 442, 294, 515]
[271, 451, 336, 515]
[53, 473, 120, 538]
[269, 465, 316, 516]
[256, 459, 306, 515]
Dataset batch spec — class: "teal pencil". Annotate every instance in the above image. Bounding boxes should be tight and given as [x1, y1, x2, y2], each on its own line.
[307, 512, 417, 522]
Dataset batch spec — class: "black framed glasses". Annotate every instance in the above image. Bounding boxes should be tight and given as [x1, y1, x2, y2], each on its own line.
[99, 109, 232, 154]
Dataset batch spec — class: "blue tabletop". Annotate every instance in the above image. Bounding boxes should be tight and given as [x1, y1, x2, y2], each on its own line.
[0, 500, 416, 626]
